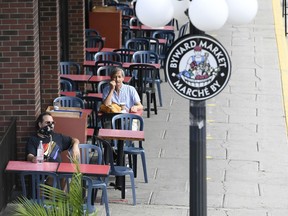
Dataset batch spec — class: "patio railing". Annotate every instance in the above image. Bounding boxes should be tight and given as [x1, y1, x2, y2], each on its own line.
[0, 118, 17, 212]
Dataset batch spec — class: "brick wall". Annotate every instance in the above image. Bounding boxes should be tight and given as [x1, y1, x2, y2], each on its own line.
[68, 0, 85, 66]
[39, 0, 60, 111]
[0, 0, 41, 160]
[0, 0, 86, 160]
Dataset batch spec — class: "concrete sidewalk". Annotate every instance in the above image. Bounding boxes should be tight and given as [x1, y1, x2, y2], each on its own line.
[105, 1, 288, 215]
[2, 0, 288, 216]
[96, 1, 288, 215]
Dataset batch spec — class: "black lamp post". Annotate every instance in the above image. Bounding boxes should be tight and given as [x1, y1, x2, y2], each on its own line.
[188, 21, 207, 216]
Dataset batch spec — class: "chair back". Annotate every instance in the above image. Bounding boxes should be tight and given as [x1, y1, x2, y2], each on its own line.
[122, 25, 133, 46]
[132, 50, 159, 64]
[128, 63, 158, 101]
[20, 171, 59, 204]
[53, 96, 84, 108]
[129, 16, 141, 26]
[97, 80, 110, 93]
[125, 38, 150, 51]
[60, 61, 81, 75]
[60, 79, 74, 91]
[85, 28, 100, 37]
[96, 65, 116, 76]
[86, 36, 104, 60]
[152, 30, 175, 53]
[78, 143, 103, 165]
[85, 35, 104, 48]
[112, 113, 144, 131]
[94, 60, 122, 73]
[121, 7, 134, 26]
[178, 22, 189, 38]
[146, 37, 160, 54]
[113, 48, 135, 63]
[111, 113, 144, 147]
[81, 96, 102, 128]
[95, 137, 116, 172]
[94, 51, 121, 62]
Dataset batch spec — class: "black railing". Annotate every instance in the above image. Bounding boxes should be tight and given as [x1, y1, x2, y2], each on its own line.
[0, 118, 17, 212]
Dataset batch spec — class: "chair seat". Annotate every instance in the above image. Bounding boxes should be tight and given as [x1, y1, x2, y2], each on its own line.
[112, 165, 134, 175]
[124, 146, 144, 154]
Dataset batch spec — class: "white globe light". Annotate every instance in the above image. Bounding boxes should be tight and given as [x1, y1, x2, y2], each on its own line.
[171, 0, 190, 24]
[188, 0, 228, 32]
[226, 0, 258, 25]
[136, 0, 174, 28]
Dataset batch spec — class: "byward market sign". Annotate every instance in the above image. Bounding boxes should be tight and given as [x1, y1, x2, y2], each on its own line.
[165, 34, 231, 101]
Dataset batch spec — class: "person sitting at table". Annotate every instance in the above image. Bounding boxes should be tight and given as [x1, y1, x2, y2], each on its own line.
[26, 112, 80, 163]
[102, 67, 143, 113]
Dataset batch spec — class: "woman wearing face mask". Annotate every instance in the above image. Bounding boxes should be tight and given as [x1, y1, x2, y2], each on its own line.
[25, 112, 80, 163]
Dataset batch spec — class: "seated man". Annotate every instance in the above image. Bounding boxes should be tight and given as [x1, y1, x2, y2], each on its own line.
[26, 112, 80, 163]
[102, 67, 143, 113]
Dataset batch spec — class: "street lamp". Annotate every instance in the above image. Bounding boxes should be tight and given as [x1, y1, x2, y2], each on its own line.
[135, 0, 174, 28]
[135, 0, 258, 31]
[188, 0, 228, 31]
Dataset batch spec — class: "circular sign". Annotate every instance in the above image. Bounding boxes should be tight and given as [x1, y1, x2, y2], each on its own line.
[165, 34, 231, 101]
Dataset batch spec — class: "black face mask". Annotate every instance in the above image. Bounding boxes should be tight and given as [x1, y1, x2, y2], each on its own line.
[38, 125, 53, 137]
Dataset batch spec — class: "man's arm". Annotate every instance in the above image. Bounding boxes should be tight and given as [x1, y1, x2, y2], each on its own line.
[70, 138, 80, 160]
[130, 101, 143, 113]
[102, 81, 115, 106]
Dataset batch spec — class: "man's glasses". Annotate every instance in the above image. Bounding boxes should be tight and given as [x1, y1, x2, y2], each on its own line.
[45, 121, 55, 125]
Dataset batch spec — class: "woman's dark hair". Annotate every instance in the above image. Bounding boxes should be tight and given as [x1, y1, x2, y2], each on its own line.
[35, 112, 52, 130]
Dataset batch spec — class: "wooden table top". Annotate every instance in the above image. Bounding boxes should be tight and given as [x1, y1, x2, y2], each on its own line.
[5, 161, 59, 172]
[57, 162, 110, 176]
[98, 128, 145, 141]
[60, 74, 92, 82]
[5, 161, 110, 176]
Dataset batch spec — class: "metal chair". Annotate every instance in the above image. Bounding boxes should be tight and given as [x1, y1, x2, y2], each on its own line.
[95, 136, 136, 205]
[96, 65, 116, 76]
[85, 28, 100, 37]
[125, 38, 150, 51]
[59, 144, 110, 215]
[20, 171, 59, 204]
[60, 61, 81, 75]
[128, 64, 158, 118]
[178, 21, 189, 38]
[97, 80, 110, 93]
[81, 96, 102, 131]
[132, 50, 159, 64]
[113, 48, 135, 63]
[53, 96, 84, 108]
[120, 7, 134, 26]
[152, 30, 175, 76]
[78, 144, 110, 215]
[132, 51, 163, 107]
[60, 78, 74, 91]
[94, 60, 123, 75]
[146, 37, 160, 55]
[86, 36, 105, 60]
[111, 113, 147, 183]
[121, 25, 134, 47]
